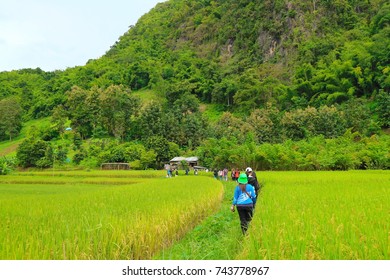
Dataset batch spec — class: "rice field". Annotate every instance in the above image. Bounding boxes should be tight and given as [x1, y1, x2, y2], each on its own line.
[0, 171, 223, 260]
[240, 170, 389, 260]
[1, 170, 388, 260]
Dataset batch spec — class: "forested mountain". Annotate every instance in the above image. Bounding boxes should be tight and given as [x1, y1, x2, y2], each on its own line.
[0, 0, 389, 171]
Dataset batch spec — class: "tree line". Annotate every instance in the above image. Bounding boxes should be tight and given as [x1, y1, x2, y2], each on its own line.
[13, 124, 390, 171]
[12, 84, 389, 170]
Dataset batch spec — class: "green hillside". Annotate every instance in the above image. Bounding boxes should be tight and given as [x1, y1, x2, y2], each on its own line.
[0, 118, 51, 156]
[0, 0, 389, 171]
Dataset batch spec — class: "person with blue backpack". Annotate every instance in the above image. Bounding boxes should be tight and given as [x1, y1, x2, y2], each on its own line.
[230, 173, 256, 234]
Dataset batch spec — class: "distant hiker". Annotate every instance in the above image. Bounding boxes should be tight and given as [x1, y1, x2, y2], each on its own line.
[234, 168, 240, 181]
[245, 167, 260, 198]
[245, 167, 257, 181]
[223, 168, 228, 181]
[231, 169, 236, 181]
[230, 173, 256, 234]
[213, 169, 218, 179]
[218, 169, 223, 180]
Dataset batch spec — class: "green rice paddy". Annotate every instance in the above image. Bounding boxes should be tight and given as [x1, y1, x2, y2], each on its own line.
[0, 170, 223, 259]
[0, 170, 388, 260]
[242, 170, 389, 260]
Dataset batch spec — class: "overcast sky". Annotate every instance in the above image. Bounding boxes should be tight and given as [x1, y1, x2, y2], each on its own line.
[0, 0, 166, 72]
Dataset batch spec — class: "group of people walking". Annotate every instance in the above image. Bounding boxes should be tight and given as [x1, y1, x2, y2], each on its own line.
[171, 164, 259, 234]
[213, 168, 229, 181]
[230, 167, 261, 234]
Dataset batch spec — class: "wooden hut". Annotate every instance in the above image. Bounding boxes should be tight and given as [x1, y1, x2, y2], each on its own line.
[100, 163, 130, 170]
[169, 156, 199, 168]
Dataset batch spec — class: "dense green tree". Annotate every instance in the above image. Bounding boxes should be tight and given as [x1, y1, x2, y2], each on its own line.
[212, 77, 238, 107]
[140, 150, 157, 169]
[173, 92, 200, 116]
[246, 106, 281, 143]
[100, 85, 139, 140]
[181, 113, 208, 149]
[65, 86, 97, 139]
[339, 98, 372, 133]
[126, 62, 151, 90]
[51, 105, 68, 136]
[211, 112, 253, 144]
[0, 97, 23, 140]
[281, 107, 316, 140]
[64, 85, 140, 140]
[314, 105, 346, 138]
[145, 136, 171, 168]
[375, 91, 390, 128]
[16, 139, 50, 168]
[233, 69, 263, 111]
[292, 63, 316, 102]
[371, 3, 390, 34]
[136, 101, 165, 140]
[195, 137, 237, 169]
[162, 110, 185, 144]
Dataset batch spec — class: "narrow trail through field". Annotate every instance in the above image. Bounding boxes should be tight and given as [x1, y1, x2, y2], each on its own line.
[155, 180, 246, 260]
[0, 142, 20, 156]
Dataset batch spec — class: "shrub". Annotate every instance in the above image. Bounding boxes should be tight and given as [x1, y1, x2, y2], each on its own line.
[16, 139, 51, 168]
[0, 156, 16, 175]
